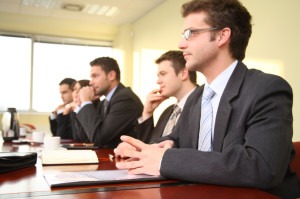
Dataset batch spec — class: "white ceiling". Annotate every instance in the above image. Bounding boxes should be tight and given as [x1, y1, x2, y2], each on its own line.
[0, 0, 167, 25]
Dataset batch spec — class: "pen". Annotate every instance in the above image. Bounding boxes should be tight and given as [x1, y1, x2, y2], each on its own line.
[69, 143, 95, 147]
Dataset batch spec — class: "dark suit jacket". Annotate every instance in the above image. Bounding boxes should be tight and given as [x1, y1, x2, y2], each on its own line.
[135, 105, 174, 143]
[49, 113, 73, 139]
[159, 62, 299, 199]
[76, 83, 143, 148]
[71, 100, 100, 143]
[49, 117, 57, 136]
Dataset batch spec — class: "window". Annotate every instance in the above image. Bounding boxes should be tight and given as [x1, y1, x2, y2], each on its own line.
[0, 34, 112, 112]
[32, 42, 112, 112]
[0, 35, 32, 111]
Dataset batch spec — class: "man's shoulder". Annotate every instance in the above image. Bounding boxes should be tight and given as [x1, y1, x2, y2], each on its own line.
[111, 84, 143, 106]
[232, 62, 292, 92]
[115, 84, 141, 98]
[236, 61, 288, 84]
[186, 86, 203, 103]
[246, 68, 291, 90]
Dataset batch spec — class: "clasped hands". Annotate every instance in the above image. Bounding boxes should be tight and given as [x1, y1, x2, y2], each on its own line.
[114, 136, 174, 176]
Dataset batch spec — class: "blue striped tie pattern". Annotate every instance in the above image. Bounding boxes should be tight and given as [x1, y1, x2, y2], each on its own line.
[198, 86, 215, 151]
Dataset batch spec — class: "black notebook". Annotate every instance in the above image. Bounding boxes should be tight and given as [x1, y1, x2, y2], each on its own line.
[0, 152, 37, 173]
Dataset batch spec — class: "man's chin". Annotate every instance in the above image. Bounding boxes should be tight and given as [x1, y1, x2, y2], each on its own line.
[160, 92, 170, 98]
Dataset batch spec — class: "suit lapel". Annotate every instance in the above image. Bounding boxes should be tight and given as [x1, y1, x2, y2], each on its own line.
[213, 62, 248, 152]
[103, 83, 124, 115]
[100, 100, 106, 118]
[188, 86, 204, 149]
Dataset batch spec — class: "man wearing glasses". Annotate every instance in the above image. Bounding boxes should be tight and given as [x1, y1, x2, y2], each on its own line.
[114, 0, 299, 198]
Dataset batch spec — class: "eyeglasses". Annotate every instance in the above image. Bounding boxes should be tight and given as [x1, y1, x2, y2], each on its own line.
[182, 27, 220, 40]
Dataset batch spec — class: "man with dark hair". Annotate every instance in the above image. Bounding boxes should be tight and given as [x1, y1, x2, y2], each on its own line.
[76, 57, 143, 148]
[49, 77, 76, 139]
[114, 0, 299, 198]
[135, 50, 197, 143]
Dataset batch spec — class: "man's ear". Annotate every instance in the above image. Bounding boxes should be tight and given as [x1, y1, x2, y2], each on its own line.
[217, 27, 231, 47]
[179, 68, 189, 81]
[107, 70, 116, 81]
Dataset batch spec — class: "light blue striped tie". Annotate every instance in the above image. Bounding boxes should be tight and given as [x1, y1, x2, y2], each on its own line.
[198, 86, 215, 151]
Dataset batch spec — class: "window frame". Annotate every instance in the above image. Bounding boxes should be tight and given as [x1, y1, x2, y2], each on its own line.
[0, 31, 113, 113]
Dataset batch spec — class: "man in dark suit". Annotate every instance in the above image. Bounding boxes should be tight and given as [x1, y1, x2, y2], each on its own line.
[114, 0, 299, 198]
[76, 57, 143, 148]
[136, 50, 197, 143]
[49, 77, 75, 139]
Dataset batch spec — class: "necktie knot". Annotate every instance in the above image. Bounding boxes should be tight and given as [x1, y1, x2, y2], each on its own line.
[202, 86, 215, 100]
[173, 105, 181, 116]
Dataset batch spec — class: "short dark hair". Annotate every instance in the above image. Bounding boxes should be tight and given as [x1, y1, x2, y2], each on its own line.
[59, 78, 76, 89]
[155, 50, 197, 84]
[77, 79, 90, 88]
[181, 0, 252, 60]
[71, 79, 90, 91]
[90, 57, 121, 81]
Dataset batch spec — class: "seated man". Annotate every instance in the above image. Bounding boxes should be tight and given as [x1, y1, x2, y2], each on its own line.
[76, 57, 143, 148]
[64, 79, 101, 143]
[136, 50, 197, 143]
[114, 0, 299, 198]
[49, 77, 75, 139]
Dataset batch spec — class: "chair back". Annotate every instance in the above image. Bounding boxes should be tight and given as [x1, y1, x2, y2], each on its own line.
[291, 142, 300, 180]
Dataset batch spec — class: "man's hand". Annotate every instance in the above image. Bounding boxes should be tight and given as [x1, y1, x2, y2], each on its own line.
[79, 86, 95, 103]
[63, 101, 77, 115]
[114, 141, 138, 158]
[114, 136, 173, 176]
[142, 89, 167, 121]
[52, 104, 65, 115]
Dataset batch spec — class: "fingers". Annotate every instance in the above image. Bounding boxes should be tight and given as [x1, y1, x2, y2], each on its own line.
[79, 86, 94, 98]
[114, 136, 146, 158]
[114, 142, 135, 158]
[147, 89, 164, 101]
[114, 139, 165, 176]
[120, 136, 146, 151]
[158, 140, 174, 148]
[115, 157, 143, 170]
[162, 141, 171, 149]
[127, 167, 160, 176]
[128, 168, 146, 175]
[150, 88, 161, 94]
[114, 146, 141, 159]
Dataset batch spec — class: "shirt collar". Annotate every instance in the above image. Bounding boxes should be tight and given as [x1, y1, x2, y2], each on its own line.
[205, 60, 238, 96]
[177, 87, 196, 110]
[105, 85, 118, 101]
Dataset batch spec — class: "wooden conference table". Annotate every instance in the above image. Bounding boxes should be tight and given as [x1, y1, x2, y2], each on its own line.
[0, 140, 280, 199]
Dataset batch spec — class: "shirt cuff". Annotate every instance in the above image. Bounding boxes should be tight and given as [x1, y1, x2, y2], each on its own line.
[49, 112, 57, 120]
[137, 116, 144, 124]
[76, 101, 92, 113]
[56, 108, 64, 114]
[74, 106, 81, 114]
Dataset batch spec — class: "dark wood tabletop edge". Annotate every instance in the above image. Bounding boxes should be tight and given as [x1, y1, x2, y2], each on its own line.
[0, 181, 194, 198]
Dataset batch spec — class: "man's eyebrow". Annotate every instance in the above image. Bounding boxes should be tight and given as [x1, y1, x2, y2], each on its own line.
[183, 27, 193, 31]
